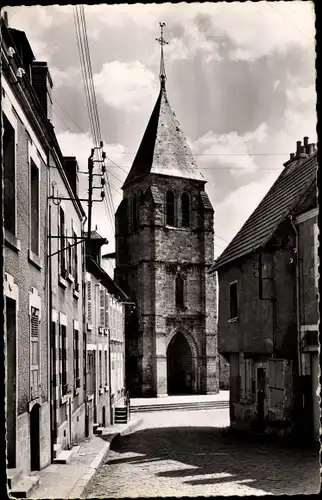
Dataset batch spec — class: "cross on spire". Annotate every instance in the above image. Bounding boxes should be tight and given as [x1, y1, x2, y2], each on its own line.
[156, 22, 168, 87]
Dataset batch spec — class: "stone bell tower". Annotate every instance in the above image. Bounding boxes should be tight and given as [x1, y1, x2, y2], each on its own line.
[115, 23, 218, 397]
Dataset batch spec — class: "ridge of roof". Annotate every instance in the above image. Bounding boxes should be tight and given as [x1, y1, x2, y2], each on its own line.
[211, 152, 317, 272]
[123, 85, 204, 188]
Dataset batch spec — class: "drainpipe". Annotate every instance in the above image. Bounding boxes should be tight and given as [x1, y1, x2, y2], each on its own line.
[47, 153, 55, 463]
[289, 216, 302, 378]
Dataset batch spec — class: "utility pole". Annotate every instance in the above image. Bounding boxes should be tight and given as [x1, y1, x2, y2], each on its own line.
[87, 149, 94, 241]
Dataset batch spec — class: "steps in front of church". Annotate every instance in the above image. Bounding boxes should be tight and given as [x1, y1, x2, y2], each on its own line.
[130, 392, 230, 413]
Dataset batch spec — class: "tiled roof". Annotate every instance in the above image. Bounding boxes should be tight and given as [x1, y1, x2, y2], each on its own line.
[211, 153, 317, 272]
[123, 84, 204, 188]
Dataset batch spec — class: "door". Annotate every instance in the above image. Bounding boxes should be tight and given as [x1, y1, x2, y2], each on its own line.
[256, 367, 266, 431]
[30, 404, 40, 470]
[6, 297, 17, 468]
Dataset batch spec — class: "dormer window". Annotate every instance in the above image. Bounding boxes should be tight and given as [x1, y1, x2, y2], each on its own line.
[166, 190, 175, 226]
[181, 192, 190, 227]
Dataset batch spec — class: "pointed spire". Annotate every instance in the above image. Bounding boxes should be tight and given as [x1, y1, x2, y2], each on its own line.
[155, 22, 168, 88]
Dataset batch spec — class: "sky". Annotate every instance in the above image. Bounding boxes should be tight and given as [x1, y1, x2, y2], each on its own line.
[6, 2, 316, 258]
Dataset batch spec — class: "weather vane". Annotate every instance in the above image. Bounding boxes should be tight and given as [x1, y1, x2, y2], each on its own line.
[156, 22, 168, 85]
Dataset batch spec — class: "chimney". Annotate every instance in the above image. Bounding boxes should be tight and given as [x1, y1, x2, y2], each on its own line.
[300, 146, 307, 154]
[296, 140, 302, 154]
[303, 136, 309, 148]
[63, 156, 79, 197]
[31, 61, 53, 121]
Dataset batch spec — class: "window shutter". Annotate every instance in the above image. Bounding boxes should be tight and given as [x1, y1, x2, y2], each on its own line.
[268, 359, 285, 413]
[240, 356, 245, 399]
[105, 292, 109, 330]
[30, 307, 40, 400]
[100, 288, 105, 326]
[87, 281, 92, 324]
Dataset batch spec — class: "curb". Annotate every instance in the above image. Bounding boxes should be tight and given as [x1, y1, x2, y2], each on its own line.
[70, 419, 142, 499]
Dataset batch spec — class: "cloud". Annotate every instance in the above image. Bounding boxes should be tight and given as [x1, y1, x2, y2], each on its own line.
[214, 169, 281, 255]
[50, 67, 82, 88]
[94, 61, 158, 112]
[190, 123, 268, 179]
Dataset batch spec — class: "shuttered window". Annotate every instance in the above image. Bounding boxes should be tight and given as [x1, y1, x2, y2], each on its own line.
[105, 350, 108, 386]
[87, 281, 92, 324]
[100, 288, 105, 327]
[99, 349, 103, 388]
[59, 207, 67, 277]
[268, 359, 287, 411]
[74, 327, 80, 388]
[30, 160, 39, 256]
[73, 232, 78, 285]
[240, 357, 253, 400]
[30, 307, 40, 400]
[105, 292, 109, 330]
[61, 325, 68, 395]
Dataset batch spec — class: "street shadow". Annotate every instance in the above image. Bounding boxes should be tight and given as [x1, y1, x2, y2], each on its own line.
[100, 425, 320, 495]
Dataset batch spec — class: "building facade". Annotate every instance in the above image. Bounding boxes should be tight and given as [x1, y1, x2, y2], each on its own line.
[211, 138, 318, 443]
[49, 154, 87, 454]
[86, 233, 127, 434]
[115, 70, 218, 397]
[2, 21, 53, 475]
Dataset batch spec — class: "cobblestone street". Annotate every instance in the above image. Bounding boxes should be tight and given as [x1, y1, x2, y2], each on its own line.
[87, 409, 320, 497]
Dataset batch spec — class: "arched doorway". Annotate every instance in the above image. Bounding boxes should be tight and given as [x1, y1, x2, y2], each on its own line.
[167, 332, 194, 395]
[30, 404, 40, 471]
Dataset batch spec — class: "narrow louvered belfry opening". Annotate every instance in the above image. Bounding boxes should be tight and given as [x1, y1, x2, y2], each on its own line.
[166, 190, 175, 226]
[181, 192, 190, 227]
[175, 274, 184, 308]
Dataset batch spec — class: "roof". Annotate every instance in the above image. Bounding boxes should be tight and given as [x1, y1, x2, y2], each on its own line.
[86, 256, 128, 301]
[211, 152, 317, 272]
[122, 83, 205, 188]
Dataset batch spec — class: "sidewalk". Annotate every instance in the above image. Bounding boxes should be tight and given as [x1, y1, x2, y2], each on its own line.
[28, 418, 142, 499]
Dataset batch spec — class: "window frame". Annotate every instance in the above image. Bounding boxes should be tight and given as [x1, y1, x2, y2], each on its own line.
[229, 280, 238, 320]
[59, 206, 67, 279]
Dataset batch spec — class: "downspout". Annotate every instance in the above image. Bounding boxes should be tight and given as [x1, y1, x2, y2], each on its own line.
[47, 153, 55, 463]
[82, 214, 88, 436]
[289, 216, 302, 378]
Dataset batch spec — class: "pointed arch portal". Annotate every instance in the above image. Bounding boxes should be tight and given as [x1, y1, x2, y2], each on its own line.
[167, 332, 195, 395]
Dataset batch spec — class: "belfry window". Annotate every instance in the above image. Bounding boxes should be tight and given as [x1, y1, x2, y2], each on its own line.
[181, 192, 190, 227]
[175, 274, 185, 308]
[166, 190, 175, 226]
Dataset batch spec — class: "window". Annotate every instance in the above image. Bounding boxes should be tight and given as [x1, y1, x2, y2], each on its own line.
[74, 328, 80, 388]
[86, 350, 95, 395]
[99, 350, 102, 388]
[86, 281, 92, 325]
[67, 240, 72, 276]
[105, 350, 108, 386]
[30, 160, 39, 255]
[181, 192, 190, 227]
[73, 232, 78, 285]
[30, 307, 40, 400]
[60, 325, 68, 395]
[229, 282, 238, 319]
[105, 292, 109, 330]
[175, 274, 184, 308]
[3, 113, 16, 234]
[166, 190, 175, 226]
[59, 208, 66, 277]
[100, 288, 105, 327]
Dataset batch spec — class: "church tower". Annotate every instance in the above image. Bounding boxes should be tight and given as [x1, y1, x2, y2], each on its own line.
[115, 23, 218, 397]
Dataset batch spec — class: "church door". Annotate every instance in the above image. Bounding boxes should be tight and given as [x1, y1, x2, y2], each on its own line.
[167, 333, 194, 395]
